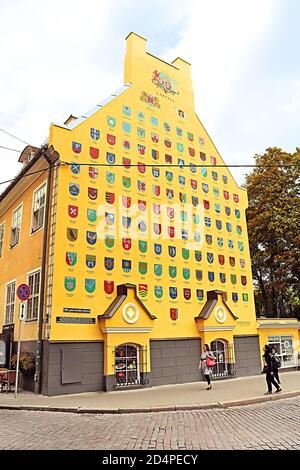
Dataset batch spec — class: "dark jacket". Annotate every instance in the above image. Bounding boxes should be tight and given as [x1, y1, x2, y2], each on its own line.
[263, 352, 274, 373]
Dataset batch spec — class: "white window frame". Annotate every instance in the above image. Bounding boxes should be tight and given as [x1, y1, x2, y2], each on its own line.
[26, 269, 41, 321]
[10, 204, 23, 248]
[4, 280, 16, 325]
[0, 222, 5, 257]
[268, 335, 295, 368]
[31, 183, 47, 234]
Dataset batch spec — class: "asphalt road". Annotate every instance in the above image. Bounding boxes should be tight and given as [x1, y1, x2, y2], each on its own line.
[0, 397, 299, 450]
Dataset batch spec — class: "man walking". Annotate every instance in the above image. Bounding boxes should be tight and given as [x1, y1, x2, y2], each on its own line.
[263, 345, 282, 395]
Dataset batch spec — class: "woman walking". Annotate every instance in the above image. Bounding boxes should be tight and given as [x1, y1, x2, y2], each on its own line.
[199, 344, 216, 390]
[263, 344, 282, 395]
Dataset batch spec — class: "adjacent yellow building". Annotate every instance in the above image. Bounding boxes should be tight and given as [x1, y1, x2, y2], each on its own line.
[1, 33, 299, 395]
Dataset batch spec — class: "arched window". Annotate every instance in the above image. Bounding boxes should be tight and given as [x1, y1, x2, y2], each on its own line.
[210, 339, 228, 377]
[115, 344, 140, 387]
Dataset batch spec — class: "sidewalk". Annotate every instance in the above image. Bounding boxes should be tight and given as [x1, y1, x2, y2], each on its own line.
[0, 371, 299, 414]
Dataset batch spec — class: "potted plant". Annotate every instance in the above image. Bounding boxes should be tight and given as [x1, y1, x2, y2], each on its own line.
[11, 352, 36, 375]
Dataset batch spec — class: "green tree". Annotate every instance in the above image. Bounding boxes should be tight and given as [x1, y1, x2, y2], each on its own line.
[244, 147, 300, 318]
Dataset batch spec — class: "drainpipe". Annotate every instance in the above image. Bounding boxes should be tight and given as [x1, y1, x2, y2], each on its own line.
[34, 145, 59, 394]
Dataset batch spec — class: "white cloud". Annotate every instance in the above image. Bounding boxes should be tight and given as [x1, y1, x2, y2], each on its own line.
[159, 0, 281, 184]
[163, 0, 276, 130]
[283, 80, 300, 114]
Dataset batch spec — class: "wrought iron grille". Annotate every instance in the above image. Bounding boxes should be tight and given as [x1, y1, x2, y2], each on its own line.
[210, 342, 236, 378]
[112, 344, 148, 388]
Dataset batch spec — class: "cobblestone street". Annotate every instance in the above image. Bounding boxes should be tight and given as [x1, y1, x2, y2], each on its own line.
[0, 397, 299, 450]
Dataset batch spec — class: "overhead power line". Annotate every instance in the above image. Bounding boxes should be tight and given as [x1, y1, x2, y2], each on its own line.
[61, 161, 300, 169]
[0, 145, 22, 153]
[0, 165, 59, 187]
[0, 159, 299, 189]
[0, 128, 30, 146]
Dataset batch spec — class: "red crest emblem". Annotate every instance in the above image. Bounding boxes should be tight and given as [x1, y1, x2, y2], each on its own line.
[89, 147, 99, 159]
[164, 139, 171, 148]
[168, 226, 175, 238]
[122, 238, 132, 251]
[191, 179, 197, 190]
[223, 191, 229, 200]
[138, 200, 146, 212]
[204, 200, 210, 210]
[184, 288, 191, 300]
[88, 187, 98, 200]
[123, 139, 130, 150]
[122, 196, 131, 208]
[153, 185, 160, 196]
[153, 203, 161, 215]
[189, 147, 195, 157]
[233, 194, 239, 203]
[107, 134, 116, 145]
[68, 205, 78, 218]
[218, 255, 225, 265]
[151, 132, 159, 143]
[241, 276, 247, 286]
[170, 308, 178, 321]
[138, 162, 146, 174]
[89, 166, 98, 179]
[123, 157, 131, 169]
[211, 156, 217, 165]
[139, 284, 148, 298]
[105, 192, 115, 204]
[138, 144, 145, 155]
[104, 280, 114, 294]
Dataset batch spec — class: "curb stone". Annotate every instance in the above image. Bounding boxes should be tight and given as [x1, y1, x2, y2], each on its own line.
[0, 390, 299, 414]
[219, 396, 272, 408]
[77, 407, 118, 414]
[119, 407, 151, 414]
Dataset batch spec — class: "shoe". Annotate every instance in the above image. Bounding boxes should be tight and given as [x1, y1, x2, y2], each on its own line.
[274, 388, 282, 393]
[264, 391, 272, 395]
[206, 385, 211, 390]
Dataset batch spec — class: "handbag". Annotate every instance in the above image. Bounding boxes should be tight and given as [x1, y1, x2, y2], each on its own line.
[206, 356, 216, 367]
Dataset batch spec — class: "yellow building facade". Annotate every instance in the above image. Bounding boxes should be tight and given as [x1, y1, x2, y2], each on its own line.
[1, 33, 299, 395]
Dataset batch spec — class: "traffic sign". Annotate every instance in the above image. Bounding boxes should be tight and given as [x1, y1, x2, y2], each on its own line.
[19, 302, 26, 321]
[17, 284, 30, 301]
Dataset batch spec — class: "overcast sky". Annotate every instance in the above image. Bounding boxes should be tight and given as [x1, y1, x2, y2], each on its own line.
[0, 0, 299, 190]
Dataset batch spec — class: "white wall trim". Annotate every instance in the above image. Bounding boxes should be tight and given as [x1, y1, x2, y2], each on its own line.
[197, 326, 236, 332]
[257, 323, 300, 329]
[101, 327, 152, 333]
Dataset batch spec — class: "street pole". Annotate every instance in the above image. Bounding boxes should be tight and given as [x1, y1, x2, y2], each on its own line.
[15, 302, 25, 398]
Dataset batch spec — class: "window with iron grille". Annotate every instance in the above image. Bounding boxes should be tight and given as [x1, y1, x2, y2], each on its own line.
[210, 340, 236, 378]
[31, 184, 46, 232]
[5, 282, 16, 324]
[10, 206, 22, 247]
[0, 223, 4, 257]
[27, 271, 41, 321]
